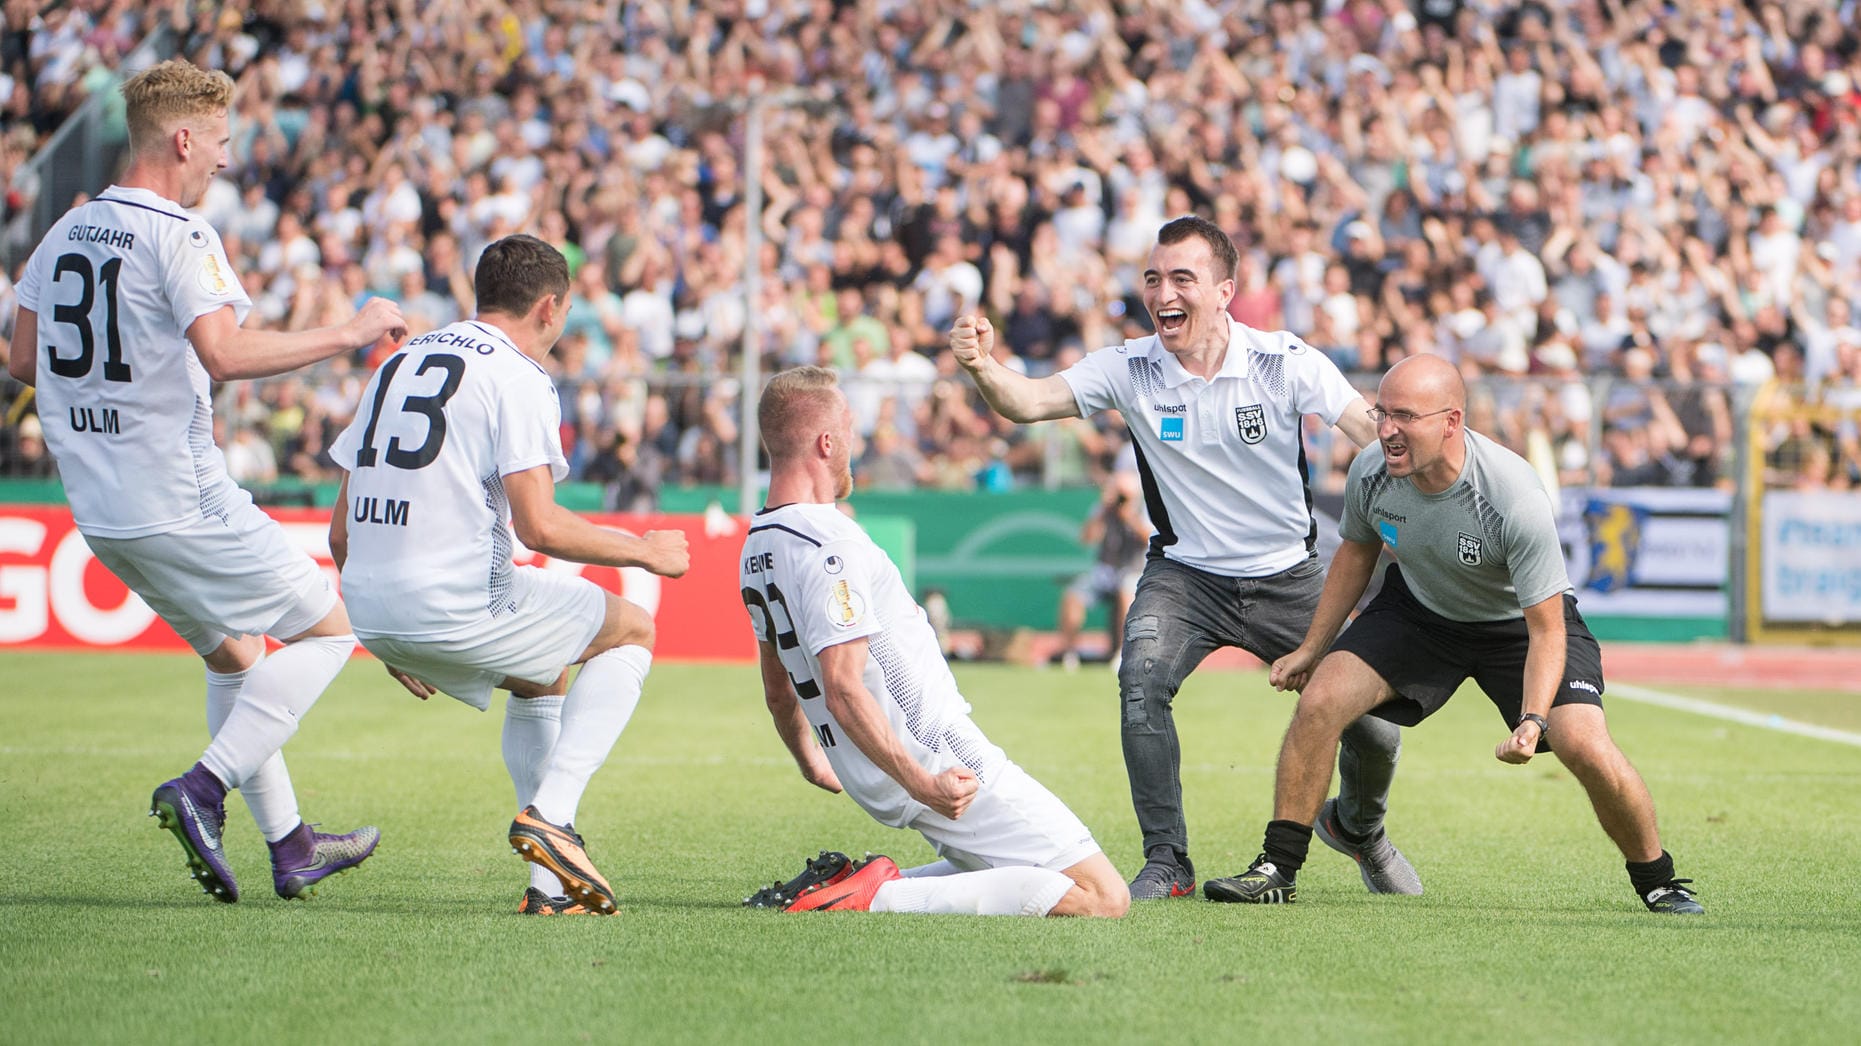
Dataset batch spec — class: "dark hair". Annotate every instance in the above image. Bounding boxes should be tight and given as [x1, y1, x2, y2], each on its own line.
[1156, 215, 1238, 282]
[473, 234, 570, 316]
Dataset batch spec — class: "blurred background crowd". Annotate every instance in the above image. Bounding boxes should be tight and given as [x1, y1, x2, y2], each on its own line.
[4, 0, 1861, 504]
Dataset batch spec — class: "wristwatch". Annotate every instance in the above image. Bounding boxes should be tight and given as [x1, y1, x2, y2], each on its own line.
[1516, 712, 1549, 738]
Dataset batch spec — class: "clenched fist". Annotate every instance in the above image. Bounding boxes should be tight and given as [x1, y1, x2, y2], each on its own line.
[640, 529, 691, 578]
[949, 315, 994, 372]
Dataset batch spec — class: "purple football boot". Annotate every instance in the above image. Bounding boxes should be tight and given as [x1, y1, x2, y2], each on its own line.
[270, 822, 381, 899]
[149, 764, 238, 903]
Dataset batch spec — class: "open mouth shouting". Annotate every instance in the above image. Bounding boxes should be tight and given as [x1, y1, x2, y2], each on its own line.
[1155, 307, 1188, 336]
[1381, 435, 1410, 470]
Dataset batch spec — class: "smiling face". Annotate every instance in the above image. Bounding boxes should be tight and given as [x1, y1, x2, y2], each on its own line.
[176, 108, 231, 209]
[1142, 235, 1235, 356]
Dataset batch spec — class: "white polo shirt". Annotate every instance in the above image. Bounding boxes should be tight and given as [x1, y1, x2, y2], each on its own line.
[1059, 320, 1363, 577]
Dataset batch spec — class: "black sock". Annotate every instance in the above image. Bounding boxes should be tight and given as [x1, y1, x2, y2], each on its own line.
[1626, 850, 1677, 895]
[1263, 820, 1314, 875]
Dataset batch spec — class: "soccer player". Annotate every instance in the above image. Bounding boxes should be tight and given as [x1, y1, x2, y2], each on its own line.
[5, 59, 405, 903]
[328, 234, 688, 916]
[741, 366, 1128, 917]
[1207, 354, 1704, 914]
[950, 215, 1418, 901]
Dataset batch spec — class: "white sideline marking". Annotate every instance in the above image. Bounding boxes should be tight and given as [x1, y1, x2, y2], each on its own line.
[1609, 683, 1861, 749]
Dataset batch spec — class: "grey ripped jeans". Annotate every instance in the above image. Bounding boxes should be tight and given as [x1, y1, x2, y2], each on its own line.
[1117, 554, 1402, 862]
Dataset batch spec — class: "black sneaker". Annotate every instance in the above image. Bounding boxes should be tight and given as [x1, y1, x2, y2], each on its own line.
[1204, 854, 1297, 904]
[1127, 847, 1195, 900]
[1642, 879, 1704, 915]
[744, 850, 854, 908]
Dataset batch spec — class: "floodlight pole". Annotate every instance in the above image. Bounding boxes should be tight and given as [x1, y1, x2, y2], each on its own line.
[738, 92, 765, 518]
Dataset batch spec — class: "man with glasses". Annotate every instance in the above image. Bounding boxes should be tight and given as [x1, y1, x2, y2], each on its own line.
[1207, 354, 1704, 914]
[950, 215, 1420, 902]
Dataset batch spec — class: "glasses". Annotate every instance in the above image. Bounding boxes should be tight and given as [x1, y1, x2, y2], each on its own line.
[1366, 406, 1455, 425]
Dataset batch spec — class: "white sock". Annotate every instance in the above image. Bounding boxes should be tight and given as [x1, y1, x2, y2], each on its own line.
[870, 866, 1075, 916]
[531, 645, 651, 826]
[206, 658, 300, 842]
[900, 859, 960, 878]
[200, 634, 355, 788]
[504, 694, 566, 895]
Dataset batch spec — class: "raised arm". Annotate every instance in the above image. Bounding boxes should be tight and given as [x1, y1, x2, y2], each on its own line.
[503, 464, 690, 576]
[1335, 396, 1380, 448]
[949, 315, 1082, 423]
[817, 637, 977, 820]
[186, 297, 407, 382]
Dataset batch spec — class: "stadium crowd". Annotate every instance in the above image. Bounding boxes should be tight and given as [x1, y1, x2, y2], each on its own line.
[5, 0, 1861, 499]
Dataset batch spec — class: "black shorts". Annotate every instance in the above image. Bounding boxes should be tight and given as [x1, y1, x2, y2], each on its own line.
[1331, 564, 1605, 753]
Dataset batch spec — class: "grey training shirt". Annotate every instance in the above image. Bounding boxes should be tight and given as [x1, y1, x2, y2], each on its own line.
[1340, 429, 1572, 622]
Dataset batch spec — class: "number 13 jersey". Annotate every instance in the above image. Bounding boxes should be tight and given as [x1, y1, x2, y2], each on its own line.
[15, 186, 251, 537]
[741, 502, 1007, 827]
[330, 320, 566, 640]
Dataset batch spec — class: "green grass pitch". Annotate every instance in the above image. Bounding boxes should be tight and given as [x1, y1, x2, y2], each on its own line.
[1, 651, 1857, 1044]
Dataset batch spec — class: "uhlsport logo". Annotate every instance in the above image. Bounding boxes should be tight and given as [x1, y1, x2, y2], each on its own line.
[1235, 404, 1266, 444]
[1568, 679, 1600, 696]
[1456, 532, 1483, 566]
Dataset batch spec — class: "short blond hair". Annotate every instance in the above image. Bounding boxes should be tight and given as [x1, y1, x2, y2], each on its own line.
[759, 366, 842, 461]
[121, 60, 234, 154]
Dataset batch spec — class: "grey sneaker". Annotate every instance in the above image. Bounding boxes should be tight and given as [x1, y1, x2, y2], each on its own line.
[1313, 797, 1423, 895]
[1642, 879, 1704, 915]
[1127, 847, 1196, 900]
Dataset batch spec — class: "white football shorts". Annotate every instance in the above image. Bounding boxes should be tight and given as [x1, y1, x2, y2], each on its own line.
[908, 761, 1102, 873]
[85, 499, 336, 655]
[355, 565, 607, 711]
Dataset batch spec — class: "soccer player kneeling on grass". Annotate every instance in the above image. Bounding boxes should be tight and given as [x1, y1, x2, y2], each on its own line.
[740, 367, 1128, 917]
[1206, 355, 1703, 914]
[328, 235, 689, 916]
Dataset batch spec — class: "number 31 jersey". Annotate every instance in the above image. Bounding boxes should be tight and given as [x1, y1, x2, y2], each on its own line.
[741, 502, 1007, 826]
[330, 320, 566, 640]
[16, 186, 251, 537]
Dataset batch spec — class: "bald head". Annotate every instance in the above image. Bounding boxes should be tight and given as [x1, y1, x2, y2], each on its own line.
[759, 366, 845, 463]
[1381, 354, 1466, 413]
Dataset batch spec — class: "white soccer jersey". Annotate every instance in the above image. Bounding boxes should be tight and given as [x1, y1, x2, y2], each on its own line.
[16, 186, 251, 537]
[1060, 320, 1363, 577]
[741, 502, 1007, 827]
[330, 320, 567, 639]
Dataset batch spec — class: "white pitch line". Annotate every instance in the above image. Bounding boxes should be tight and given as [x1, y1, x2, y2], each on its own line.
[1609, 682, 1861, 748]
